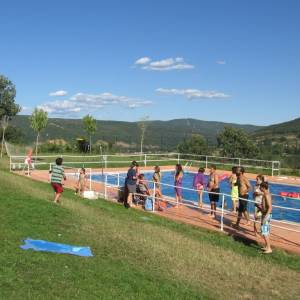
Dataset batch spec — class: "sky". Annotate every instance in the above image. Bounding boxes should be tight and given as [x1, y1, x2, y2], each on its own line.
[0, 0, 300, 125]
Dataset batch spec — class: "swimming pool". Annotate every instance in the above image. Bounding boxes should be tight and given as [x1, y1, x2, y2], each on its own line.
[92, 171, 300, 223]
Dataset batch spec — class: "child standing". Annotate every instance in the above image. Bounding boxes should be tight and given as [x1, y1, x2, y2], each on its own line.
[229, 166, 239, 212]
[253, 174, 265, 236]
[174, 164, 183, 206]
[260, 181, 272, 254]
[193, 167, 205, 208]
[75, 168, 87, 197]
[207, 165, 219, 218]
[153, 165, 164, 211]
[50, 157, 66, 204]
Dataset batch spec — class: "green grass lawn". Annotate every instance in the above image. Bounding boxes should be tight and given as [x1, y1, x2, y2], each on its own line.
[1, 158, 300, 299]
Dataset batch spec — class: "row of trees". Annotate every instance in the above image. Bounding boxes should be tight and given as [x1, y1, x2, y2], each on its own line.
[177, 126, 259, 158]
[29, 111, 98, 156]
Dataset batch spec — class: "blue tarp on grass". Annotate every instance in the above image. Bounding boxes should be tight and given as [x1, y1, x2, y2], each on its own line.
[20, 238, 93, 257]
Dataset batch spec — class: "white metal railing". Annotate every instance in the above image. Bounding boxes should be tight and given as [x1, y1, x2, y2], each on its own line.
[94, 172, 300, 235]
[62, 166, 93, 192]
[9, 152, 281, 175]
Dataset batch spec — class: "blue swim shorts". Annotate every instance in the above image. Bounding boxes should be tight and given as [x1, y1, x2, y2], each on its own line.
[261, 214, 272, 236]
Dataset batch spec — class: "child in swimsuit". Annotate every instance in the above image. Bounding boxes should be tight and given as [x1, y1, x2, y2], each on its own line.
[75, 168, 87, 197]
[260, 181, 272, 254]
[253, 174, 264, 236]
[229, 166, 239, 212]
[153, 166, 164, 211]
[174, 164, 183, 206]
[193, 167, 205, 208]
[207, 165, 219, 218]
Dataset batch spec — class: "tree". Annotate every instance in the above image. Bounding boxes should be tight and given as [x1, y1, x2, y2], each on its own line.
[30, 108, 48, 159]
[0, 125, 25, 144]
[217, 126, 258, 158]
[0, 75, 21, 157]
[177, 134, 208, 155]
[82, 114, 97, 154]
[138, 116, 149, 155]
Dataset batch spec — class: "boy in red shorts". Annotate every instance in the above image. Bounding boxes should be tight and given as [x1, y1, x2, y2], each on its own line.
[50, 157, 66, 203]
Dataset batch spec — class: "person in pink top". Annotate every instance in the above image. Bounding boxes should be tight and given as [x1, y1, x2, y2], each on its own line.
[193, 167, 205, 208]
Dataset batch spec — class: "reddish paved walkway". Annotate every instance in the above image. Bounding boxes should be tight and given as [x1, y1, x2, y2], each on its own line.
[15, 167, 300, 255]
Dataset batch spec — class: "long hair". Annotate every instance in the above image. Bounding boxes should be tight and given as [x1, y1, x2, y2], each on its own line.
[175, 164, 183, 177]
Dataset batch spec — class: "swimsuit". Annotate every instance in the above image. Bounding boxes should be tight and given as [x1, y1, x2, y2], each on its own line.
[174, 172, 183, 196]
[261, 213, 272, 236]
[153, 172, 161, 190]
[237, 176, 249, 213]
[254, 185, 263, 218]
[231, 176, 239, 202]
[208, 174, 219, 202]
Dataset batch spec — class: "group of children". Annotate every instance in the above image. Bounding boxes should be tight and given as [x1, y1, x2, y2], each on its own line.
[50, 158, 273, 254]
[151, 163, 273, 254]
[124, 161, 163, 210]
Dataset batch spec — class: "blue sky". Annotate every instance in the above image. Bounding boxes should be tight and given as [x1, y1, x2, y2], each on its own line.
[1, 0, 299, 125]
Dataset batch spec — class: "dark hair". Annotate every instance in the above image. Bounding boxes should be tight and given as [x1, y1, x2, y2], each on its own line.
[138, 174, 144, 180]
[198, 167, 205, 173]
[81, 168, 86, 174]
[131, 160, 139, 167]
[232, 166, 237, 174]
[210, 164, 216, 170]
[260, 181, 269, 190]
[175, 164, 183, 176]
[240, 166, 245, 174]
[154, 165, 160, 173]
[256, 174, 265, 182]
[56, 157, 63, 165]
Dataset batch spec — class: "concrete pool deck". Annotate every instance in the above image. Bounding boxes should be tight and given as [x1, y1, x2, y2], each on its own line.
[14, 166, 300, 255]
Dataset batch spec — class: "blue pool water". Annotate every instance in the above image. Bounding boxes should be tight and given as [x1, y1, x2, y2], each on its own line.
[92, 171, 300, 223]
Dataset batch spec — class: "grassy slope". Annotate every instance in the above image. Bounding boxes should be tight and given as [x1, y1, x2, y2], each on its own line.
[1, 161, 300, 299]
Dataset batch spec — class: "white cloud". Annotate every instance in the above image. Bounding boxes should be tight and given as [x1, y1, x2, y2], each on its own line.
[134, 56, 194, 71]
[216, 60, 226, 65]
[39, 92, 152, 116]
[134, 57, 151, 65]
[49, 90, 68, 96]
[20, 106, 32, 114]
[156, 88, 230, 99]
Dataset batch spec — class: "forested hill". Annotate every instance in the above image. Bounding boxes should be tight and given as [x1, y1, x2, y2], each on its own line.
[11, 115, 261, 150]
[252, 117, 300, 140]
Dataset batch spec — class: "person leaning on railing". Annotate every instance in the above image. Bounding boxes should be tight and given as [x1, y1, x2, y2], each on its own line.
[124, 161, 139, 209]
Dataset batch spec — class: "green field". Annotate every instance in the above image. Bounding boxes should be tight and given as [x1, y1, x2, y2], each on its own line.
[1, 158, 300, 299]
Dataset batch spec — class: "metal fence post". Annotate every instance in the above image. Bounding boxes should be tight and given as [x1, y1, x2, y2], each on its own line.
[9, 156, 12, 172]
[144, 154, 147, 167]
[238, 158, 241, 166]
[152, 183, 156, 212]
[205, 156, 208, 169]
[104, 174, 107, 198]
[89, 168, 92, 191]
[177, 153, 180, 164]
[220, 194, 225, 231]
